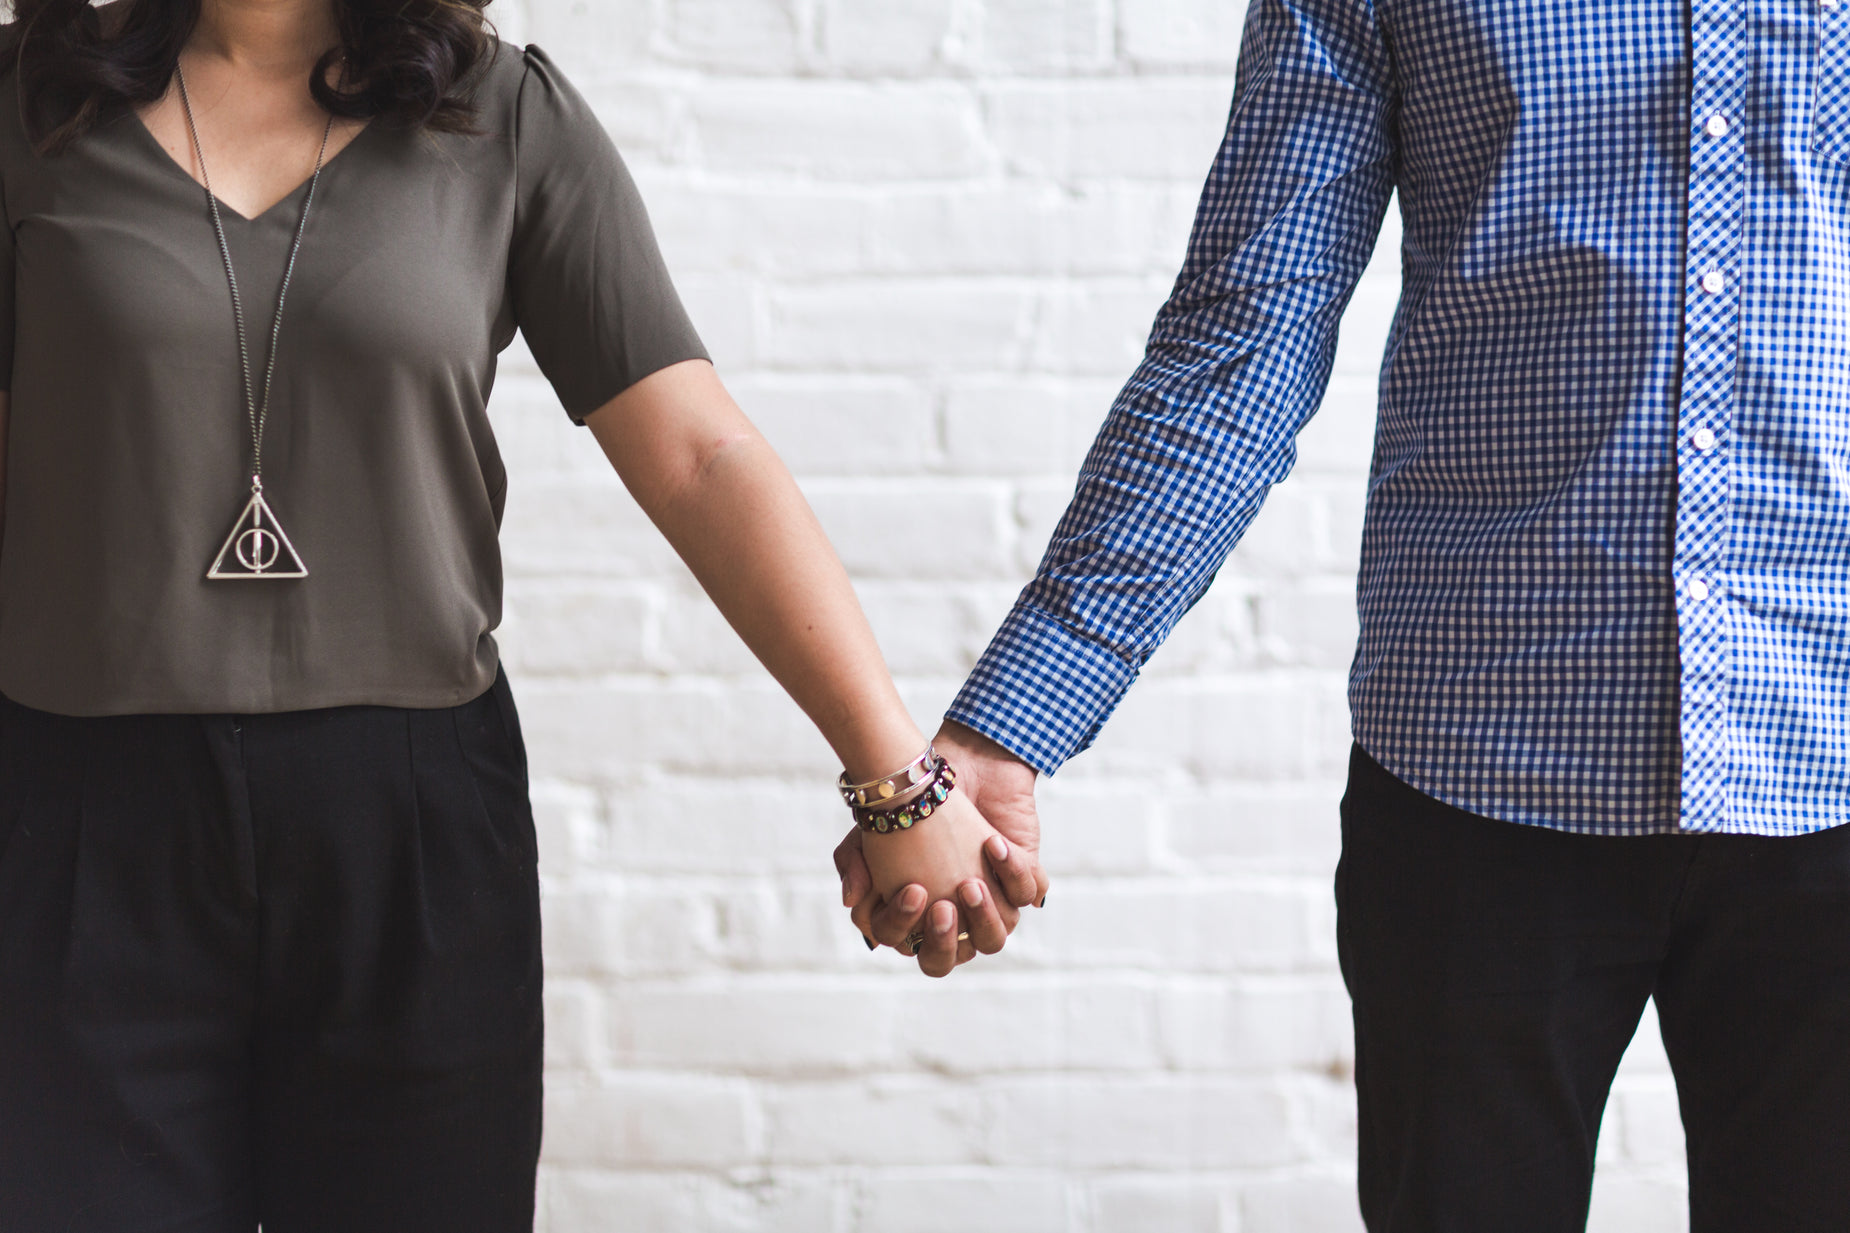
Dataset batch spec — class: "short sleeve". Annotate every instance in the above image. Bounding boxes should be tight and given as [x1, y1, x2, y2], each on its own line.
[508, 45, 707, 424]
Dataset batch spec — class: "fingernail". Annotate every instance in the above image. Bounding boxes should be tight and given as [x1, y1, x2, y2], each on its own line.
[900, 885, 926, 912]
[864, 934, 877, 951]
[961, 882, 984, 909]
[841, 880, 851, 907]
[986, 835, 1010, 860]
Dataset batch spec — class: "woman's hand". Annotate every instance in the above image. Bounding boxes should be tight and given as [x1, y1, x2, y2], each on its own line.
[838, 792, 1015, 977]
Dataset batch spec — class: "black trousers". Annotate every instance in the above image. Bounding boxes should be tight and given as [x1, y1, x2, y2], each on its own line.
[1339, 745, 1850, 1233]
[0, 667, 544, 1233]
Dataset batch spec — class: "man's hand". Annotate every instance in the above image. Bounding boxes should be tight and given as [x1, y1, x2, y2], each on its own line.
[935, 719, 1048, 906]
[834, 720, 1048, 976]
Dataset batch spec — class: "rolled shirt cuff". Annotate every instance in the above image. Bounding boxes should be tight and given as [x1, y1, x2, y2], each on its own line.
[944, 599, 1141, 776]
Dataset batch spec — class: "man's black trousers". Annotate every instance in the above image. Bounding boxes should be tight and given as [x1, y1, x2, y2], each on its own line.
[0, 666, 543, 1233]
[1339, 744, 1850, 1232]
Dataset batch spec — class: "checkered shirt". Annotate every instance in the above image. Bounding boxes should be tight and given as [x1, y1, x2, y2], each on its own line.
[947, 0, 1850, 835]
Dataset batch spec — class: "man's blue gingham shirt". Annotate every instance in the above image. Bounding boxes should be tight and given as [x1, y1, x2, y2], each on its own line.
[947, 0, 1850, 836]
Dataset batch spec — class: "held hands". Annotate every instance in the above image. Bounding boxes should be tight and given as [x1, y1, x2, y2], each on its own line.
[834, 721, 1048, 978]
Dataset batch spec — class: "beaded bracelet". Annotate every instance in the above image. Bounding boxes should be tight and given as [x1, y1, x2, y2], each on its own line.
[838, 745, 937, 808]
[853, 756, 958, 833]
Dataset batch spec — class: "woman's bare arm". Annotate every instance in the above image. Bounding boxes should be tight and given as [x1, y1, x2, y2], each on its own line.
[584, 359, 921, 781]
[583, 359, 1031, 973]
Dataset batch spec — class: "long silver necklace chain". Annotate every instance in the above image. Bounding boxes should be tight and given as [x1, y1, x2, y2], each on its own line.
[178, 59, 335, 580]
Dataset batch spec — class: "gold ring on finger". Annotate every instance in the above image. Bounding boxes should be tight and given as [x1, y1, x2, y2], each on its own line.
[903, 930, 974, 956]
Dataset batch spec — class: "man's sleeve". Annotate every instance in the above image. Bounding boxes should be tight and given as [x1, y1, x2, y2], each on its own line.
[946, 0, 1398, 774]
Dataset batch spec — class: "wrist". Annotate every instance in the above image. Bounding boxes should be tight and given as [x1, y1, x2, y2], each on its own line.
[936, 718, 1036, 777]
[847, 753, 957, 833]
[832, 711, 930, 787]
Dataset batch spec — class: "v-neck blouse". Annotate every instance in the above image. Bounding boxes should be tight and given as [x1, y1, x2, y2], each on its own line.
[0, 37, 709, 716]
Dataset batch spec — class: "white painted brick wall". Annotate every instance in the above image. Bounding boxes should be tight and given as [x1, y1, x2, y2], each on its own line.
[487, 1, 1690, 1228]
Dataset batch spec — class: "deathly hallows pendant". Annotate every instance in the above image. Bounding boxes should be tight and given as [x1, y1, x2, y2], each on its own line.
[206, 483, 308, 580]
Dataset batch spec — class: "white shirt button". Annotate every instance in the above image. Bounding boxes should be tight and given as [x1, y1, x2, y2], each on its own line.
[1825, 0, 1840, 12]
[1701, 269, 1727, 294]
[1692, 427, 1717, 451]
[1688, 579, 1712, 601]
[1705, 114, 1731, 138]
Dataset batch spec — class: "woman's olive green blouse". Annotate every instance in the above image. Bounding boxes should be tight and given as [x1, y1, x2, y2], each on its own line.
[0, 39, 708, 716]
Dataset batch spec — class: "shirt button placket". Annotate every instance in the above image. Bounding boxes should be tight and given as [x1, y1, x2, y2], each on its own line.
[1674, 0, 1748, 831]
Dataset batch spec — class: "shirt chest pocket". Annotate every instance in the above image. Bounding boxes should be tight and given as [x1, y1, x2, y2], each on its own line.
[1817, 1, 1850, 162]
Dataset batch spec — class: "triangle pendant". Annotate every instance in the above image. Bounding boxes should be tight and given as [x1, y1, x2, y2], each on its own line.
[207, 487, 309, 580]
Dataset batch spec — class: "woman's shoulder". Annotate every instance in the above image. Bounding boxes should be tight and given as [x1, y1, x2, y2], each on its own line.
[472, 38, 586, 125]
[470, 38, 610, 154]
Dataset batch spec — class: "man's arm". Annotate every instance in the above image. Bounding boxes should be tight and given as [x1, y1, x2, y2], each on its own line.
[843, 0, 1400, 969]
[947, 0, 1400, 774]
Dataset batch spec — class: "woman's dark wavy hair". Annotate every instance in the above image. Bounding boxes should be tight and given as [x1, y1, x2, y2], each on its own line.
[9, 0, 497, 155]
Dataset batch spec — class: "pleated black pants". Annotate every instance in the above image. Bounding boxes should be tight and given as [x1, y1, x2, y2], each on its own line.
[0, 666, 543, 1233]
[1339, 744, 1850, 1233]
